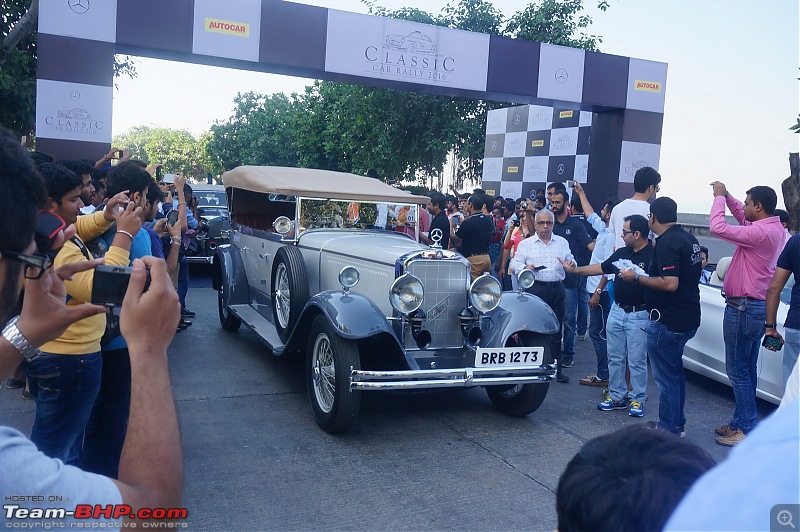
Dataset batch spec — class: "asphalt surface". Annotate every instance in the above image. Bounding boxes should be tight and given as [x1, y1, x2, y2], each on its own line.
[0, 257, 777, 531]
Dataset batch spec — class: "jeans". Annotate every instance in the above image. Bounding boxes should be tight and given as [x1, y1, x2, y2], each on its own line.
[784, 327, 800, 387]
[563, 287, 577, 360]
[588, 291, 610, 381]
[178, 254, 189, 309]
[73, 347, 131, 478]
[723, 300, 765, 433]
[577, 276, 589, 336]
[22, 351, 102, 461]
[606, 304, 649, 403]
[647, 320, 697, 435]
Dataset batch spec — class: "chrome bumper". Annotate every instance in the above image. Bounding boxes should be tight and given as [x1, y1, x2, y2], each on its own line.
[350, 364, 557, 390]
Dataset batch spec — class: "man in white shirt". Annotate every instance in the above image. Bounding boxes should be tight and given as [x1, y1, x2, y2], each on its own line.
[510, 209, 575, 383]
[608, 167, 661, 250]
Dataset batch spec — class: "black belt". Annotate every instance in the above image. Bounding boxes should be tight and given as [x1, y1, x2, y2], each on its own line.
[725, 295, 764, 303]
[619, 303, 647, 313]
[466, 253, 489, 258]
[535, 280, 562, 286]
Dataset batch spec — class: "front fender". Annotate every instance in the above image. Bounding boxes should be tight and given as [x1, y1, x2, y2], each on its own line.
[303, 291, 400, 341]
[481, 291, 560, 347]
[212, 244, 249, 306]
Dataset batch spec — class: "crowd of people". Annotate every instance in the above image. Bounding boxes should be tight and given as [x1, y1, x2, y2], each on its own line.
[0, 125, 797, 529]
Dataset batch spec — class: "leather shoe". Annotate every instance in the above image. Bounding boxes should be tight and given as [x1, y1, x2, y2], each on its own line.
[715, 429, 746, 447]
[579, 375, 609, 387]
[556, 373, 570, 383]
[714, 423, 732, 437]
[181, 308, 196, 318]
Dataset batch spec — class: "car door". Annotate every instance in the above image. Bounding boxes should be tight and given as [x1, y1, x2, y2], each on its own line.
[757, 277, 793, 402]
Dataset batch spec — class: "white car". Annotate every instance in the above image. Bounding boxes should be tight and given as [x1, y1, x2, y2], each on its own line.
[684, 256, 787, 404]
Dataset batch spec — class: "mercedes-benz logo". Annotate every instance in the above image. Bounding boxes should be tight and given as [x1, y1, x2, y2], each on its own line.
[513, 115, 521, 125]
[491, 141, 497, 150]
[555, 68, 568, 84]
[70, 91, 80, 100]
[557, 164, 565, 174]
[430, 228, 443, 245]
[68, 0, 90, 14]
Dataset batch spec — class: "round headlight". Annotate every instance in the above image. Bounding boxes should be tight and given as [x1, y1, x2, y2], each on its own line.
[273, 216, 292, 235]
[469, 274, 502, 313]
[389, 274, 424, 315]
[517, 269, 535, 290]
[338, 266, 360, 289]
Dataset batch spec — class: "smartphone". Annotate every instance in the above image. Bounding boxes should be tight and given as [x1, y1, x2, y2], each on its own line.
[162, 173, 176, 184]
[762, 335, 783, 351]
[533, 265, 547, 271]
[91, 265, 151, 308]
[565, 180, 575, 188]
[116, 150, 124, 159]
[514, 219, 521, 227]
[35, 211, 66, 254]
[167, 209, 179, 227]
[155, 166, 164, 180]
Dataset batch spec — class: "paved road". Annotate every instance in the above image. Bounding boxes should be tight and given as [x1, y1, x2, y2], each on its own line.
[0, 264, 777, 530]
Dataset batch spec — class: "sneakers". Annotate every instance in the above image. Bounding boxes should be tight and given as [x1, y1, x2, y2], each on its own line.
[561, 355, 574, 368]
[602, 387, 611, 402]
[598, 398, 629, 411]
[577, 333, 588, 341]
[579, 375, 609, 387]
[3, 378, 24, 389]
[716, 429, 746, 447]
[556, 372, 570, 383]
[714, 423, 732, 437]
[628, 401, 644, 417]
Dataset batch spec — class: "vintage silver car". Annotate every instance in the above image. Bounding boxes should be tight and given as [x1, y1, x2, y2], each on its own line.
[186, 184, 231, 264]
[212, 166, 559, 433]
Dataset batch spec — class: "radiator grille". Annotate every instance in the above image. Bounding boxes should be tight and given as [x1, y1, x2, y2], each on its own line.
[405, 260, 469, 348]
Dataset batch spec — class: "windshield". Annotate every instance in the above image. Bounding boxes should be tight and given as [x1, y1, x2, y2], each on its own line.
[298, 198, 419, 235]
[196, 191, 227, 208]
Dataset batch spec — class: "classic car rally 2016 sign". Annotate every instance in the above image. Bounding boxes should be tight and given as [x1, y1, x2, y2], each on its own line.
[325, 9, 490, 92]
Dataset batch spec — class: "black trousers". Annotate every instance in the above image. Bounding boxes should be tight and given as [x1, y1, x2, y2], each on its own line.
[527, 281, 565, 372]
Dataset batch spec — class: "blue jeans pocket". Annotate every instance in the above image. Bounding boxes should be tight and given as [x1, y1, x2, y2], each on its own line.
[26, 364, 61, 402]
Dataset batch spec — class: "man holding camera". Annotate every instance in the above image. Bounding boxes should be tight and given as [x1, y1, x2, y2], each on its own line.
[0, 128, 183, 522]
[23, 163, 141, 463]
[709, 182, 784, 446]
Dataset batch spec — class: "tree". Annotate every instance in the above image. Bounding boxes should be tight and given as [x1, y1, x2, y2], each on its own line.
[0, 0, 136, 136]
[113, 126, 220, 177]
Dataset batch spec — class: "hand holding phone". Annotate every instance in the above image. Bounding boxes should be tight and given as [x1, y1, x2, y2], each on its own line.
[167, 209, 179, 227]
[762, 334, 784, 351]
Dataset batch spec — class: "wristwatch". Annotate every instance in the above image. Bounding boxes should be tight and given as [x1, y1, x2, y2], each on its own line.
[594, 288, 602, 294]
[765, 323, 776, 329]
[2, 316, 40, 361]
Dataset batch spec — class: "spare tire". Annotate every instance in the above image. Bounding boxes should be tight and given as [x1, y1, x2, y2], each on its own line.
[271, 246, 310, 342]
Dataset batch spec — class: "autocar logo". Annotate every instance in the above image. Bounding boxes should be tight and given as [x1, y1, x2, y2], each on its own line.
[555, 68, 568, 83]
[384, 30, 438, 55]
[68, 0, 89, 14]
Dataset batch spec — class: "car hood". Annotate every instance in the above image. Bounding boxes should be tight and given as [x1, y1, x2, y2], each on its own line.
[299, 230, 425, 267]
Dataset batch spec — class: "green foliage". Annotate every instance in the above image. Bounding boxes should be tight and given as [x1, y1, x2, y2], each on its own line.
[506, 0, 607, 51]
[113, 126, 220, 177]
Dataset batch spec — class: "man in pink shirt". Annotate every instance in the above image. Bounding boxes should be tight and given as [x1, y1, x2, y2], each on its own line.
[709, 182, 785, 446]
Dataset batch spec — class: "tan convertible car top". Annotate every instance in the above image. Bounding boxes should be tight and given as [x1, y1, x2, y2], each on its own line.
[222, 166, 430, 205]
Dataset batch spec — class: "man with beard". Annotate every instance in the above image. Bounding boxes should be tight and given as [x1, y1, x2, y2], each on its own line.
[56, 159, 96, 214]
[420, 193, 450, 250]
[0, 127, 183, 522]
[550, 190, 593, 371]
[510, 209, 575, 383]
[450, 194, 494, 281]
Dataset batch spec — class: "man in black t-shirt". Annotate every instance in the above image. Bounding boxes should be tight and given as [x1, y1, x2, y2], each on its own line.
[450, 194, 493, 281]
[618, 197, 702, 437]
[551, 190, 593, 369]
[563, 215, 653, 417]
[421, 193, 450, 250]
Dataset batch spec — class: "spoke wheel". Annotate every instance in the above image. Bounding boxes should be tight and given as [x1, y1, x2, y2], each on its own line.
[218, 282, 241, 332]
[485, 332, 552, 417]
[306, 315, 361, 433]
[271, 246, 310, 342]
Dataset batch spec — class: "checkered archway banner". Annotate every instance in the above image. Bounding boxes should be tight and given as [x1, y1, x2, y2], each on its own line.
[36, 0, 666, 206]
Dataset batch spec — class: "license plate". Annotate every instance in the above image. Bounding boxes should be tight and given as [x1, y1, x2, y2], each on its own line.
[475, 347, 545, 367]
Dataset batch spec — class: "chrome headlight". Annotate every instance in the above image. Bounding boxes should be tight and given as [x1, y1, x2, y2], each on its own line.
[469, 274, 502, 313]
[517, 269, 535, 291]
[389, 274, 424, 315]
[338, 266, 360, 289]
[273, 216, 292, 235]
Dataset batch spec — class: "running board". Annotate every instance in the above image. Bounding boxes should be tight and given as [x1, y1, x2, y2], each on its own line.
[228, 304, 286, 353]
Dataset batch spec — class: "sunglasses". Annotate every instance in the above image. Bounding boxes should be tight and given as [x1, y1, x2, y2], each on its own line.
[0, 249, 54, 280]
[536, 221, 554, 226]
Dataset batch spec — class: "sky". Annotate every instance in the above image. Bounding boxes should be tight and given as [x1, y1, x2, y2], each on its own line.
[111, 0, 800, 214]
